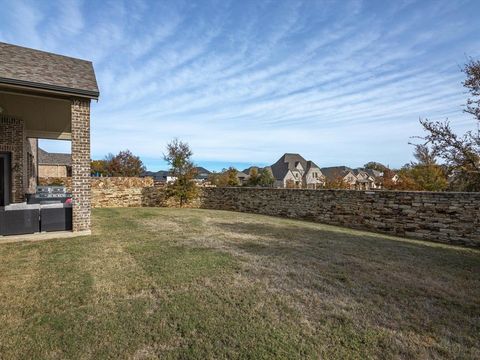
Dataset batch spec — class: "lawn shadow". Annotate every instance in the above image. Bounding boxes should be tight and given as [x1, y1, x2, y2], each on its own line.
[211, 219, 480, 348]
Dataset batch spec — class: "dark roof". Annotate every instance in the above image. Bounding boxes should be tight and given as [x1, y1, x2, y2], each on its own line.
[242, 166, 263, 175]
[364, 168, 383, 178]
[195, 166, 211, 175]
[142, 170, 171, 181]
[269, 153, 321, 180]
[0, 42, 99, 98]
[38, 148, 71, 166]
[195, 166, 211, 180]
[320, 166, 353, 180]
[270, 153, 304, 180]
[305, 160, 321, 172]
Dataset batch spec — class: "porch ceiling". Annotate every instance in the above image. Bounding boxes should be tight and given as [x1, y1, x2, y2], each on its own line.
[0, 90, 71, 140]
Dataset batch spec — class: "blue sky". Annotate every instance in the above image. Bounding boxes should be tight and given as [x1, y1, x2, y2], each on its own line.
[1, 0, 479, 171]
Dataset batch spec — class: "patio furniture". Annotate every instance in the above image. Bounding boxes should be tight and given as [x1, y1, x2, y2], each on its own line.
[40, 203, 72, 232]
[0, 203, 40, 236]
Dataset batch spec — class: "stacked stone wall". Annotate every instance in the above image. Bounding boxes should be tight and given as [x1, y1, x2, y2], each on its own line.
[199, 188, 480, 247]
[71, 177, 480, 247]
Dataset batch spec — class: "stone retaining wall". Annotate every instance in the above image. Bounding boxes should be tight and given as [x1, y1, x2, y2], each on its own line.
[38, 177, 480, 247]
[199, 188, 480, 247]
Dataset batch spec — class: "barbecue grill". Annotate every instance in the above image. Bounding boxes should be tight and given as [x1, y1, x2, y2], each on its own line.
[27, 186, 71, 204]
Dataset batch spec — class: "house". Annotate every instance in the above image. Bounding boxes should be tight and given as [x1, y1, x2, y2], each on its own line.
[321, 166, 357, 188]
[270, 153, 324, 188]
[143, 166, 210, 184]
[38, 148, 72, 178]
[352, 169, 377, 190]
[194, 166, 211, 183]
[142, 170, 176, 183]
[236, 171, 250, 185]
[0, 42, 99, 235]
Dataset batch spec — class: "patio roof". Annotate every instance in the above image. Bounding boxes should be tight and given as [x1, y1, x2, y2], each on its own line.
[0, 42, 99, 99]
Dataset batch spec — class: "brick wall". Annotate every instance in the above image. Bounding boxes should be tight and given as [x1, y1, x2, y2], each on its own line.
[71, 99, 91, 232]
[39, 164, 68, 178]
[0, 115, 24, 202]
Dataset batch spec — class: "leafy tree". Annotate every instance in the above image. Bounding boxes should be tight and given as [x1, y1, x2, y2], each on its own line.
[384, 146, 448, 191]
[381, 168, 399, 190]
[246, 168, 260, 186]
[258, 168, 275, 187]
[208, 167, 240, 187]
[163, 139, 198, 206]
[416, 58, 480, 191]
[323, 172, 350, 189]
[225, 167, 241, 186]
[363, 161, 388, 173]
[90, 159, 109, 176]
[107, 150, 146, 177]
[397, 165, 448, 191]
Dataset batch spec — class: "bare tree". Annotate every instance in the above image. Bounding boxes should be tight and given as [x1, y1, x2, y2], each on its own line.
[416, 59, 480, 191]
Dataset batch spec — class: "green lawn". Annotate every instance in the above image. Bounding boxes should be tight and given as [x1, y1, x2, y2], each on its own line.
[0, 208, 479, 359]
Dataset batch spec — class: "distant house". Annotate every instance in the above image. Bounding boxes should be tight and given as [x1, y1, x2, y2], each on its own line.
[194, 166, 211, 183]
[270, 153, 324, 188]
[352, 169, 377, 190]
[38, 148, 72, 178]
[142, 170, 176, 183]
[142, 166, 211, 184]
[236, 171, 250, 185]
[322, 166, 392, 190]
[321, 166, 357, 188]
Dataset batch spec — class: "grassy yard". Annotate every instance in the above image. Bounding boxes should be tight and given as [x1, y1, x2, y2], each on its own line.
[0, 208, 479, 359]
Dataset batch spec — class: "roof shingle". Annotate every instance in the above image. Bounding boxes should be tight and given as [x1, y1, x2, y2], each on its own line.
[0, 42, 99, 98]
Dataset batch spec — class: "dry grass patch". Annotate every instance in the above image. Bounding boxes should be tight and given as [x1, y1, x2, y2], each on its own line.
[0, 207, 478, 359]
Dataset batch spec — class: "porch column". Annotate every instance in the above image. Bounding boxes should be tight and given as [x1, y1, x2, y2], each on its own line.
[71, 99, 91, 232]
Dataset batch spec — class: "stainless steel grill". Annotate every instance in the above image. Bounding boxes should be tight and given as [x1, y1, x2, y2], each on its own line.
[27, 186, 71, 204]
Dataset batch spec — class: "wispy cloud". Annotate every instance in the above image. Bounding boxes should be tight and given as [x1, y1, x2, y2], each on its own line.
[1, 0, 479, 170]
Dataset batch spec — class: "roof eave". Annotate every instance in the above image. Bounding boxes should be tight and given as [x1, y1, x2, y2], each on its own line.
[0, 77, 99, 99]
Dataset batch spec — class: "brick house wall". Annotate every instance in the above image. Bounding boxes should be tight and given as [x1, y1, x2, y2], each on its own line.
[0, 115, 25, 203]
[24, 137, 37, 194]
[71, 99, 91, 232]
[39, 164, 69, 178]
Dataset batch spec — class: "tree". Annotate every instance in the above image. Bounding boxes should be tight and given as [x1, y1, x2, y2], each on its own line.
[226, 168, 240, 186]
[208, 167, 240, 187]
[397, 165, 448, 191]
[246, 168, 260, 186]
[381, 168, 399, 190]
[416, 58, 480, 191]
[90, 159, 109, 176]
[363, 161, 388, 173]
[324, 172, 350, 189]
[258, 168, 275, 187]
[107, 150, 146, 177]
[163, 139, 198, 206]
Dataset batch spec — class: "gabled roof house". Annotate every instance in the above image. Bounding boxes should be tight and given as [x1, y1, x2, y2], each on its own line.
[38, 148, 72, 178]
[321, 166, 357, 188]
[0, 42, 99, 236]
[270, 153, 324, 188]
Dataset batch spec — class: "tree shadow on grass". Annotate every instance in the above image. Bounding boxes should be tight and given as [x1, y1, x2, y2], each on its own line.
[211, 220, 480, 355]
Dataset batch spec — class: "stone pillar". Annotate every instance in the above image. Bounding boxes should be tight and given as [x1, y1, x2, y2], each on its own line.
[71, 99, 91, 232]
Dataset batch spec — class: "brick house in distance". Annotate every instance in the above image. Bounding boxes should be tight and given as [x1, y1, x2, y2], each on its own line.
[0, 42, 99, 235]
[38, 148, 72, 178]
[270, 153, 325, 189]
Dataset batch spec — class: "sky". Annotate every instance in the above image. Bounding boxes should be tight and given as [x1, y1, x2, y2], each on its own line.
[1, 0, 479, 172]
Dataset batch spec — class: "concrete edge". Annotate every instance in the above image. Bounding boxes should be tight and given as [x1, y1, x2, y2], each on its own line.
[0, 230, 91, 244]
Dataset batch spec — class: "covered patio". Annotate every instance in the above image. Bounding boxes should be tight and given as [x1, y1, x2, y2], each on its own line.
[0, 42, 99, 237]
